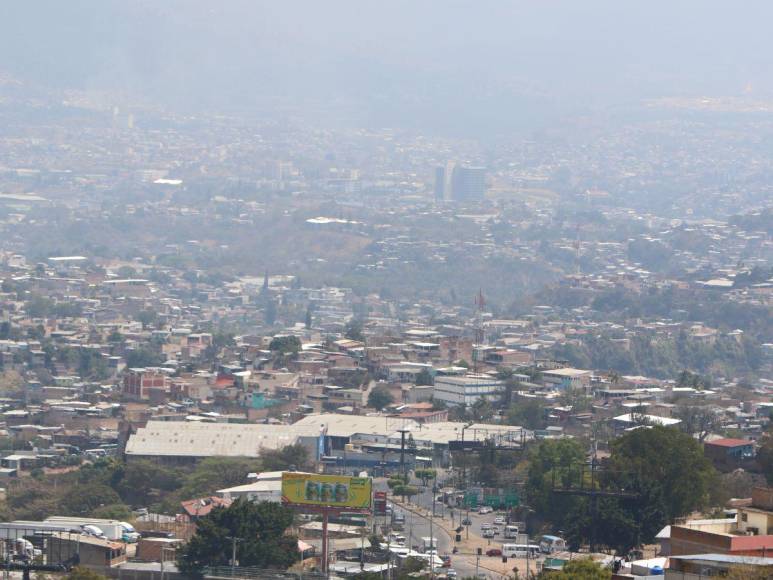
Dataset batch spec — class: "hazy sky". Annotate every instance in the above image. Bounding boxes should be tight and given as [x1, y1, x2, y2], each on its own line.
[2, 1, 772, 134]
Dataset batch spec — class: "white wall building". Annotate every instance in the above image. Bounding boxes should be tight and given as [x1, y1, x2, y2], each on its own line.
[432, 375, 504, 406]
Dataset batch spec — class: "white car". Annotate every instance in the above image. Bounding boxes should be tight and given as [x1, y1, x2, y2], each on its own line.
[447, 569, 457, 578]
[494, 516, 505, 525]
[478, 506, 493, 514]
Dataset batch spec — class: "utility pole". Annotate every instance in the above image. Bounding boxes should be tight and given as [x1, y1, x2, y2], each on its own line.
[431, 483, 436, 517]
[398, 428, 410, 478]
[429, 508, 435, 580]
[360, 525, 366, 571]
[226, 536, 242, 579]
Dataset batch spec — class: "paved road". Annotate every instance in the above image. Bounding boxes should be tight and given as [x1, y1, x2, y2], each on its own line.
[403, 482, 548, 578]
[375, 478, 482, 578]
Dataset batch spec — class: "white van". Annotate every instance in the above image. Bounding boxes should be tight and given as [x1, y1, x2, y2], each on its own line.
[503, 525, 519, 539]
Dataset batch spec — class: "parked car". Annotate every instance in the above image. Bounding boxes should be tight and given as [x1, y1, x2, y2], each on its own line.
[486, 548, 502, 557]
[478, 506, 493, 514]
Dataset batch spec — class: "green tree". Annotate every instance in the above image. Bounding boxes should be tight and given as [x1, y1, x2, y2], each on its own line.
[177, 499, 298, 577]
[506, 398, 547, 430]
[113, 460, 184, 506]
[392, 485, 418, 502]
[399, 556, 426, 576]
[470, 397, 493, 421]
[107, 330, 123, 343]
[125, 347, 163, 368]
[674, 403, 719, 443]
[676, 370, 705, 389]
[415, 368, 434, 386]
[213, 332, 236, 349]
[548, 558, 611, 580]
[177, 457, 261, 502]
[387, 476, 408, 490]
[60, 484, 123, 517]
[260, 444, 309, 472]
[414, 469, 436, 486]
[605, 426, 716, 524]
[116, 266, 138, 279]
[344, 319, 365, 342]
[26, 294, 54, 318]
[136, 309, 158, 329]
[92, 503, 133, 520]
[268, 335, 301, 354]
[757, 428, 773, 485]
[367, 385, 394, 410]
[526, 438, 586, 532]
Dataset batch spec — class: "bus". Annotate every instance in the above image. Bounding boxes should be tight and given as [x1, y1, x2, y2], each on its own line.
[502, 544, 540, 558]
[503, 525, 519, 539]
[539, 535, 566, 554]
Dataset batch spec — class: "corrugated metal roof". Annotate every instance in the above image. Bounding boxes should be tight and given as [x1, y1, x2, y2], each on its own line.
[292, 413, 419, 438]
[125, 421, 318, 458]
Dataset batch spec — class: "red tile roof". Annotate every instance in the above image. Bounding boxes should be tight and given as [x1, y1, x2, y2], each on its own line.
[706, 438, 752, 448]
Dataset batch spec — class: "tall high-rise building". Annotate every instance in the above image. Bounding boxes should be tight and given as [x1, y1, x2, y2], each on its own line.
[451, 165, 486, 201]
[434, 166, 446, 201]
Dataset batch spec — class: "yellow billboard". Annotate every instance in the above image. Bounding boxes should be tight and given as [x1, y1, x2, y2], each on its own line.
[282, 473, 372, 509]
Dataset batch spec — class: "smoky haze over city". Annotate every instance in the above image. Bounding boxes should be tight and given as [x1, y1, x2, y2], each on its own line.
[0, 2, 771, 580]
[3, 2, 773, 133]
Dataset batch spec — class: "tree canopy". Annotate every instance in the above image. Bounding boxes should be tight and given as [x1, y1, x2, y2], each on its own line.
[367, 385, 394, 410]
[506, 397, 547, 430]
[756, 427, 773, 485]
[527, 427, 717, 554]
[547, 558, 611, 580]
[177, 499, 299, 576]
[268, 335, 301, 354]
